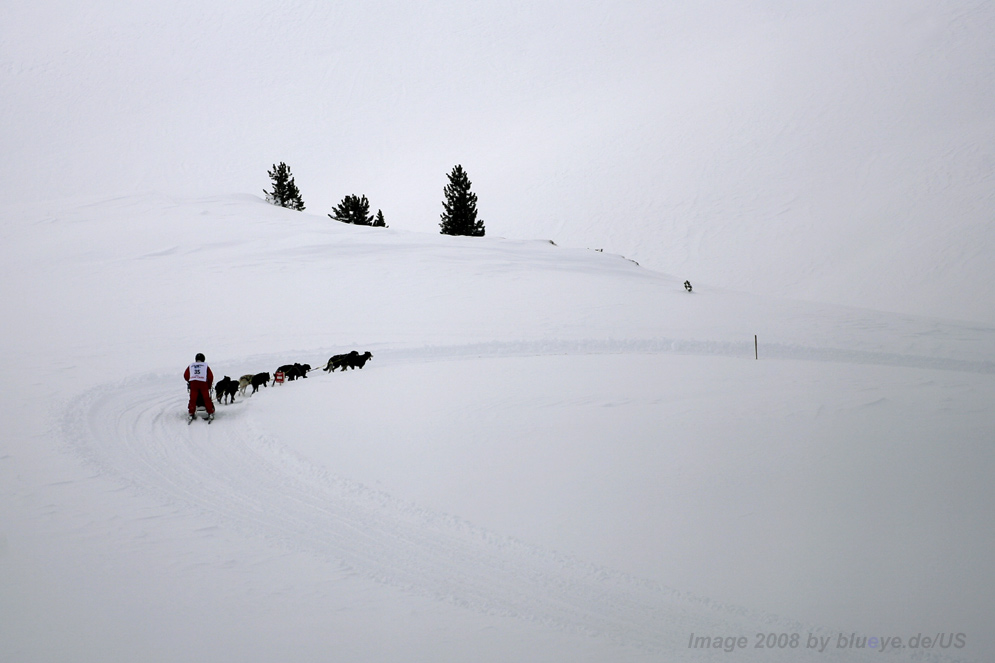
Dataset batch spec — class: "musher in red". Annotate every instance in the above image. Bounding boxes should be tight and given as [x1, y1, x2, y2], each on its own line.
[184, 353, 215, 421]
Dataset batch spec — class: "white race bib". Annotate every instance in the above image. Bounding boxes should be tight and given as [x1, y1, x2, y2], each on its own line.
[188, 362, 209, 382]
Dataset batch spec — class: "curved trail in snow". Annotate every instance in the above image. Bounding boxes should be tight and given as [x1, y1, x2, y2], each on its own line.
[380, 338, 995, 375]
[60, 343, 977, 661]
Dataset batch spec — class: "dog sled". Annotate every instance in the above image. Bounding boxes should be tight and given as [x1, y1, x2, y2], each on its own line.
[187, 391, 215, 424]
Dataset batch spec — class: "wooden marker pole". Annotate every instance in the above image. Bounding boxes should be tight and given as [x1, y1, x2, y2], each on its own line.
[755, 335, 758, 360]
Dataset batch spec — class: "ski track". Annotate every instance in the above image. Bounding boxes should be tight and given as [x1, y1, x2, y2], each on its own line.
[59, 341, 984, 661]
[379, 338, 995, 374]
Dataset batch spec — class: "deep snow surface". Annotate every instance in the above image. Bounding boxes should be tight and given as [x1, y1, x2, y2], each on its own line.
[1, 195, 993, 661]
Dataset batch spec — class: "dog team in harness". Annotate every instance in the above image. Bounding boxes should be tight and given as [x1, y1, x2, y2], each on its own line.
[184, 349, 374, 423]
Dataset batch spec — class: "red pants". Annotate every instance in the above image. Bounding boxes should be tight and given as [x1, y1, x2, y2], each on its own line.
[188, 380, 215, 415]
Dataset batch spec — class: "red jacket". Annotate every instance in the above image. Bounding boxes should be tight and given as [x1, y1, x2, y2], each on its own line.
[184, 362, 214, 387]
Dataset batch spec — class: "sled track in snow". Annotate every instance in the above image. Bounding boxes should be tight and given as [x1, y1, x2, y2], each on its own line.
[382, 338, 995, 375]
[60, 349, 975, 662]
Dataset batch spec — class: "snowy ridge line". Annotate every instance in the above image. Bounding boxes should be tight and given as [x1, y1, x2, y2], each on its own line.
[57, 374, 965, 662]
[62, 377, 912, 660]
[374, 338, 995, 374]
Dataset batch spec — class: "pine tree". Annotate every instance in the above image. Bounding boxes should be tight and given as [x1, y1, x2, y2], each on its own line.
[264, 162, 305, 210]
[329, 194, 374, 225]
[440, 165, 485, 237]
[372, 209, 387, 228]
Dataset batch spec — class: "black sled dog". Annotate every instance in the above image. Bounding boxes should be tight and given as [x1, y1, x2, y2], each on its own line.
[215, 376, 238, 404]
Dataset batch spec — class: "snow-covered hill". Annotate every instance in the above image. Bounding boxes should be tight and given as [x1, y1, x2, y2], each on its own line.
[2, 1, 993, 321]
[1, 194, 993, 662]
[3, 1, 994, 659]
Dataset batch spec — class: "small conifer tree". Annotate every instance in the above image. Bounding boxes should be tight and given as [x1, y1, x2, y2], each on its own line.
[329, 194, 374, 225]
[372, 209, 387, 228]
[440, 165, 484, 236]
[264, 162, 305, 210]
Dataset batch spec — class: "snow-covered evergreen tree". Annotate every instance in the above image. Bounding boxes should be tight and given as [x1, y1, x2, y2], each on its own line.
[264, 162, 305, 211]
[329, 194, 374, 225]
